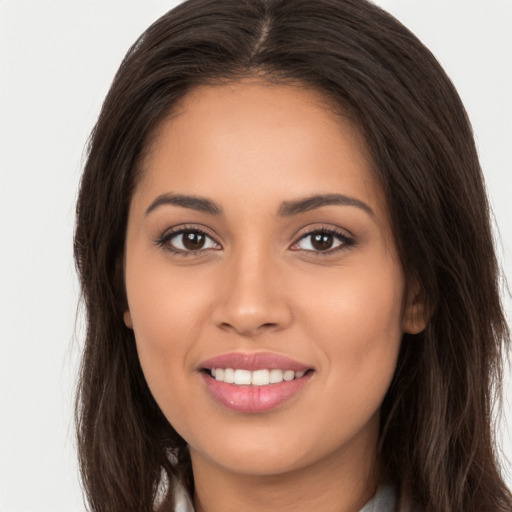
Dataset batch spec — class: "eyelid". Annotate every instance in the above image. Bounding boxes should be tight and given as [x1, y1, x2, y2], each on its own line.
[155, 224, 222, 255]
[290, 225, 355, 254]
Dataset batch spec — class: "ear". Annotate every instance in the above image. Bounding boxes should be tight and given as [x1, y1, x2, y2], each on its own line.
[115, 254, 133, 329]
[123, 310, 133, 329]
[402, 283, 429, 334]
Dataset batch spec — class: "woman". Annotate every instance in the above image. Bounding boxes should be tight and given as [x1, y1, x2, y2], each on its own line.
[73, 0, 511, 511]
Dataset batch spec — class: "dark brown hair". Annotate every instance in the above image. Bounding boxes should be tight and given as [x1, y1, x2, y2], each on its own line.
[74, 1, 511, 511]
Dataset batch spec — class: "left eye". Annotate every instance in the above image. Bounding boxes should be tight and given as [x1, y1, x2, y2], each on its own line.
[294, 231, 348, 252]
[166, 230, 219, 252]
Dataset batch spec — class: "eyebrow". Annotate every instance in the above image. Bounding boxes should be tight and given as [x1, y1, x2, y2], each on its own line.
[145, 192, 374, 218]
[145, 193, 223, 216]
[277, 193, 374, 217]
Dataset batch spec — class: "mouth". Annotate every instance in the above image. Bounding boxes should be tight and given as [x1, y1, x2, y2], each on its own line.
[199, 352, 315, 413]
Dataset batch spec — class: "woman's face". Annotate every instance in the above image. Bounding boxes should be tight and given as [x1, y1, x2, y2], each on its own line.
[123, 81, 421, 478]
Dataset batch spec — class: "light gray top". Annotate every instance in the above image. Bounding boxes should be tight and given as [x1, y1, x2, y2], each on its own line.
[359, 485, 397, 512]
[173, 480, 399, 512]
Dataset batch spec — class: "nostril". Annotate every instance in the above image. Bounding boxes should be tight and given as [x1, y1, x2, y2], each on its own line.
[216, 321, 279, 336]
[211, 293, 293, 335]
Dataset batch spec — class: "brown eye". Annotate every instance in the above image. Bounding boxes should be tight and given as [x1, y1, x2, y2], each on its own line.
[183, 231, 206, 250]
[311, 233, 334, 251]
[293, 229, 353, 253]
[163, 229, 220, 253]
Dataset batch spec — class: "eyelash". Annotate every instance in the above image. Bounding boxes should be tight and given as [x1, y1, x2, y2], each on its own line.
[155, 225, 355, 257]
[291, 226, 355, 255]
[155, 226, 220, 256]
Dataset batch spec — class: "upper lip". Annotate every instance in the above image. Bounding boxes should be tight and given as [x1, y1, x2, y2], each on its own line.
[199, 352, 313, 372]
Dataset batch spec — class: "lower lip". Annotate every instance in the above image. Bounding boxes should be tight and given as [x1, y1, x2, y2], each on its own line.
[201, 372, 312, 413]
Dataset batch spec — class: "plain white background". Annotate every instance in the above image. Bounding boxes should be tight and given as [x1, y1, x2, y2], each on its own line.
[1, 1, 511, 510]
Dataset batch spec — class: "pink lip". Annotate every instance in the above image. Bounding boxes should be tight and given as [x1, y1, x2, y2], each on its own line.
[199, 352, 314, 413]
[199, 352, 311, 372]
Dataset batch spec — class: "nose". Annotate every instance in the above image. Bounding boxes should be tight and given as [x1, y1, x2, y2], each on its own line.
[211, 249, 293, 337]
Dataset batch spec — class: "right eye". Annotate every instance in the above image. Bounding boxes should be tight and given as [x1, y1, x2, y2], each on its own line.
[158, 228, 221, 254]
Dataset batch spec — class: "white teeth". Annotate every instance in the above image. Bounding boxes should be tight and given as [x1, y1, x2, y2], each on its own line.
[283, 370, 295, 381]
[223, 368, 235, 384]
[210, 368, 308, 385]
[234, 369, 251, 385]
[269, 369, 283, 383]
[251, 369, 270, 386]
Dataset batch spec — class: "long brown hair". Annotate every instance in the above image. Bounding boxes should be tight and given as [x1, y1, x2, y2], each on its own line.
[74, 1, 511, 510]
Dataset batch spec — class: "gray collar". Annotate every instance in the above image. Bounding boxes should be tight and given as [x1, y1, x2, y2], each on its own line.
[359, 485, 396, 512]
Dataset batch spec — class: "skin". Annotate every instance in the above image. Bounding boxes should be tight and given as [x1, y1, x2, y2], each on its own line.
[123, 80, 425, 512]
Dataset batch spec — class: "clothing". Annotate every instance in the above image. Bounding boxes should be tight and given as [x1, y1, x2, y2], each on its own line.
[173, 478, 194, 512]
[172, 480, 399, 512]
[359, 486, 397, 512]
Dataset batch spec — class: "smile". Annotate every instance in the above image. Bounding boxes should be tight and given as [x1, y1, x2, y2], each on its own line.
[199, 352, 315, 413]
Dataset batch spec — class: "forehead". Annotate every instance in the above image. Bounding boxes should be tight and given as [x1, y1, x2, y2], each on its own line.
[137, 80, 387, 218]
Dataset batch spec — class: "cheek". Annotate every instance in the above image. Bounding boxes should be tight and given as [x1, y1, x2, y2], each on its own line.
[294, 261, 403, 443]
[124, 256, 214, 395]
[297, 251, 405, 390]
[127, 252, 212, 335]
